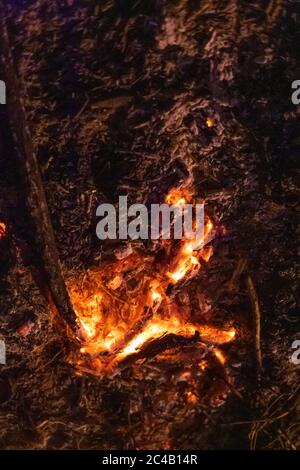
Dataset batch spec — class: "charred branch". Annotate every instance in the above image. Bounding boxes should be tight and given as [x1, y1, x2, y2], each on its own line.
[0, 7, 77, 333]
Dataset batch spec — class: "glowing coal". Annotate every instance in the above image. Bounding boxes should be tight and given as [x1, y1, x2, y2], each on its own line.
[68, 185, 236, 375]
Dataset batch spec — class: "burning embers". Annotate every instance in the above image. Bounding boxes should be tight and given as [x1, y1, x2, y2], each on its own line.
[68, 186, 236, 383]
[0, 222, 7, 239]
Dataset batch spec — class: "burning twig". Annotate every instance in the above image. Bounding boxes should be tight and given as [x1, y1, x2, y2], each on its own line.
[117, 332, 201, 369]
[0, 7, 77, 333]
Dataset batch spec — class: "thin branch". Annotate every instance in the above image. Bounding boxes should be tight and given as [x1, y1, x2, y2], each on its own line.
[246, 275, 262, 377]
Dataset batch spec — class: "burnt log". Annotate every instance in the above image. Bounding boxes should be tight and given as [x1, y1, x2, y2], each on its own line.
[0, 7, 77, 333]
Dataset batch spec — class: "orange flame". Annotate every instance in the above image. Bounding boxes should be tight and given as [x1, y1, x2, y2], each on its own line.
[69, 185, 236, 374]
[165, 187, 192, 206]
[167, 215, 214, 283]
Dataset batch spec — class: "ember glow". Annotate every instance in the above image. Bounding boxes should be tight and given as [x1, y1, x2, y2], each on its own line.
[69, 186, 236, 375]
[206, 117, 214, 128]
[165, 187, 192, 206]
[0, 222, 7, 239]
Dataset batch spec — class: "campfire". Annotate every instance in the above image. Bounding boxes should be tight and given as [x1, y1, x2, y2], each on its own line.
[68, 185, 236, 388]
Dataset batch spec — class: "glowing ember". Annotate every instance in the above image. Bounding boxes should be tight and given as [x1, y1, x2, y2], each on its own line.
[199, 360, 208, 371]
[186, 391, 198, 404]
[151, 291, 162, 302]
[117, 321, 234, 360]
[167, 215, 214, 283]
[68, 184, 236, 376]
[165, 187, 192, 206]
[108, 275, 123, 290]
[0, 222, 7, 239]
[213, 348, 226, 365]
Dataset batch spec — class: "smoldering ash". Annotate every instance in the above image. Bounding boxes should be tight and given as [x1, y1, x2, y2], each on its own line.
[95, 197, 205, 247]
